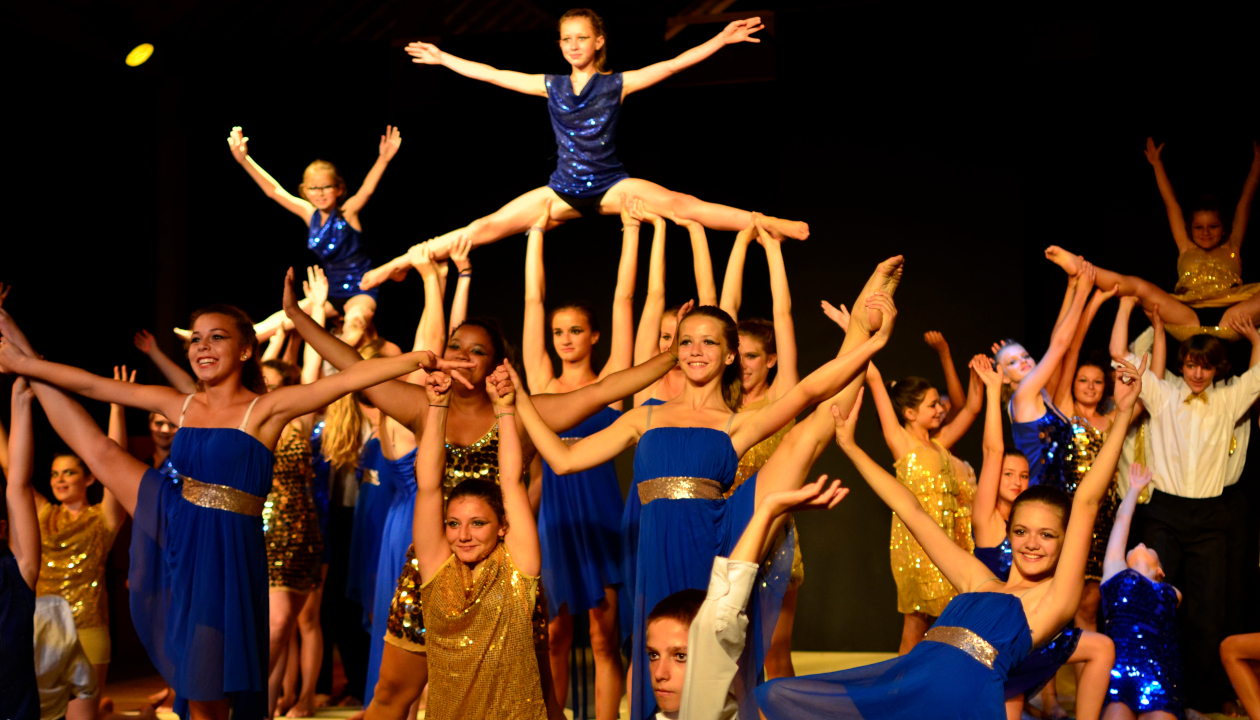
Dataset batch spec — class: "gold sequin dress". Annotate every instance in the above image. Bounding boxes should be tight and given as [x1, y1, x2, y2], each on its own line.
[1064, 417, 1121, 582]
[889, 440, 974, 616]
[730, 395, 805, 589]
[262, 424, 323, 593]
[1166, 245, 1260, 341]
[36, 503, 120, 630]
[420, 542, 547, 720]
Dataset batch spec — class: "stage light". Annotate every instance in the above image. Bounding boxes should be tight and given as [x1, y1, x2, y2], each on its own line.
[125, 43, 154, 67]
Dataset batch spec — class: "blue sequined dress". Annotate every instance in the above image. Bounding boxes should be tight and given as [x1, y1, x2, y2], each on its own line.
[626, 411, 793, 720]
[1010, 392, 1073, 489]
[363, 447, 418, 708]
[544, 73, 630, 198]
[1101, 569, 1184, 718]
[539, 406, 624, 618]
[756, 593, 1033, 720]
[129, 424, 274, 720]
[308, 210, 376, 300]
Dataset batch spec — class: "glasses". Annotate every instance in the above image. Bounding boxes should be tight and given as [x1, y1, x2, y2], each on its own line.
[306, 184, 337, 195]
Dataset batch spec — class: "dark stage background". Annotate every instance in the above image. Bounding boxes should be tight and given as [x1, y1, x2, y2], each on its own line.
[4, 0, 1259, 658]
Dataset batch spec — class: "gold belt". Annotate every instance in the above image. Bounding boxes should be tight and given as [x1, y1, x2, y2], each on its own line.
[923, 626, 998, 670]
[180, 476, 267, 517]
[638, 477, 724, 504]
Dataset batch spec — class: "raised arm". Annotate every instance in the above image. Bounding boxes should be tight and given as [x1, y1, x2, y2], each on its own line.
[836, 388, 995, 593]
[934, 361, 982, 449]
[339, 126, 401, 217]
[487, 368, 540, 575]
[404, 42, 546, 97]
[924, 331, 965, 418]
[600, 197, 640, 378]
[759, 222, 799, 397]
[134, 329, 197, 394]
[730, 476, 847, 565]
[621, 17, 763, 97]
[862, 362, 909, 457]
[718, 221, 756, 320]
[970, 356, 1008, 548]
[1145, 137, 1192, 252]
[6, 379, 41, 589]
[227, 127, 315, 222]
[300, 266, 329, 385]
[522, 204, 556, 393]
[1227, 314, 1260, 370]
[413, 373, 454, 581]
[100, 366, 134, 533]
[1101, 463, 1151, 584]
[1142, 304, 1167, 379]
[670, 211, 717, 307]
[1053, 285, 1118, 412]
[1011, 264, 1093, 418]
[1229, 140, 1260, 248]
[633, 212, 669, 405]
[448, 235, 474, 335]
[1109, 295, 1138, 363]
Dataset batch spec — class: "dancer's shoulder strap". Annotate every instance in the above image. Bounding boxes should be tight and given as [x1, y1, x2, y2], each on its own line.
[178, 394, 195, 427]
[238, 396, 262, 431]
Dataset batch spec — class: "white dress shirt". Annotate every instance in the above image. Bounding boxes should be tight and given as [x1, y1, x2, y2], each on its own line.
[1127, 353, 1260, 498]
[1161, 372, 1251, 489]
[678, 557, 758, 720]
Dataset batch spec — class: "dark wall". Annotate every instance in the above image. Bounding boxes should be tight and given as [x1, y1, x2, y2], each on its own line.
[3, 2, 1258, 653]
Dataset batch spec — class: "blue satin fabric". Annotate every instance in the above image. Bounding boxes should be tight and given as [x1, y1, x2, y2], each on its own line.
[345, 438, 391, 633]
[363, 447, 418, 707]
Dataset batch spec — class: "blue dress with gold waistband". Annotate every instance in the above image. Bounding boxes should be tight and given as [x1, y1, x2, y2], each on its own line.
[627, 418, 793, 720]
[756, 592, 1034, 719]
[129, 427, 274, 720]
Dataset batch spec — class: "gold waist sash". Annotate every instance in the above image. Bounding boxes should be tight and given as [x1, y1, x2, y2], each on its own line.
[181, 476, 267, 517]
[923, 625, 997, 670]
[638, 477, 724, 504]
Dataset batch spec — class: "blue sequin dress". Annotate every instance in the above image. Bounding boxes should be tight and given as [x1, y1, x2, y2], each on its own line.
[363, 447, 418, 708]
[308, 210, 376, 300]
[756, 593, 1034, 720]
[345, 438, 391, 632]
[544, 73, 630, 198]
[626, 414, 792, 720]
[539, 406, 624, 618]
[1010, 392, 1073, 489]
[129, 425, 274, 720]
[1102, 569, 1184, 718]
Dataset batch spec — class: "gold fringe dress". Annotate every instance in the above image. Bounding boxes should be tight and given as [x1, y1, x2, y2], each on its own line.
[36, 503, 120, 664]
[1166, 245, 1260, 341]
[730, 395, 805, 590]
[262, 424, 324, 593]
[889, 440, 976, 617]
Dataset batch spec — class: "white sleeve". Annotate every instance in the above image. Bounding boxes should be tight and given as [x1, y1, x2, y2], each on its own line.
[1216, 361, 1260, 423]
[1124, 352, 1169, 414]
[679, 557, 759, 720]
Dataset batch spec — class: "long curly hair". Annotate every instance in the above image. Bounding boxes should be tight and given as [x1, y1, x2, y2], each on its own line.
[321, 338, 384, 472]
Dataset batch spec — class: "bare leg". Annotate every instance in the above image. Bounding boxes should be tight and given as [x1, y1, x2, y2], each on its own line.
[268, 590, 307, 717]
[278, 634, 299, 717]
[1040, 677, 1068, 719]
[547, 608, 573, 714]
[187, 700, 230, 720]
[1222, 634, 1260, 720]
[287, 576, 326, 718]
[1103, 702, 1137, 720]
[764, 586, 798, 679]
[67, 694, 99, 720]
[599, 178, 809, 240]
[589, 588, 624, 720]
[1076, 581, 1101, 632]
[1070, 630, 1116, 720]
[363, 644, 428, 720]
[1045, 246, 1199, 325]
[899, 612, 932, 655]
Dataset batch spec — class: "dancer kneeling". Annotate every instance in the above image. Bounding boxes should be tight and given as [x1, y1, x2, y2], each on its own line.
[755, 352, 1146, 720]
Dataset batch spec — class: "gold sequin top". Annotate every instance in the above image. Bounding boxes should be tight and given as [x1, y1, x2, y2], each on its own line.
[262, 424, 323, 592]
[1066, 416, 1122, 581]
[444, 422, 500, 498]
[36, 503, 120, 629]
[419, 542, 547, 720]
[889, 440, 971, 617]
[1172, 245, 1260, 307]
[731, 395, 795, 492]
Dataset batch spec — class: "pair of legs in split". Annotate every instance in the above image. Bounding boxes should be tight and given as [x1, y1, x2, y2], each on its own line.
[547, 588, 622, 720]
[361, 179, 810, 288]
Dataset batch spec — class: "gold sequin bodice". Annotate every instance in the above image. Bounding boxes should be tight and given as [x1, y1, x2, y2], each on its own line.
[1172, 245, 1260, 307]
[36, 503, 119, 629]
[443, 422, 500, 498]
[1067, 416, 1121, 581]
[419, 543, 547, 720]
[732, 395, 795, 491]
[889, 440, 970, 616]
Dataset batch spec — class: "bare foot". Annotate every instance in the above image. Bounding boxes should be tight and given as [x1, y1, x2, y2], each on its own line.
[359, 257, 411, 290]
[314, 694, 331, 709]
[1044, 245, 1081, 276]
[285, 698, 314, 718]
[344, 709, 367, 720]
[0, 309, 37, 356]
[147, 687, 172, 709]
[758, 215, 810, 241]
[276, 694, 296, 718]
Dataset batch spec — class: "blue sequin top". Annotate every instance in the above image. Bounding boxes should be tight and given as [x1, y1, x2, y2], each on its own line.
[1101, 568, 1184, 716]
[545, 72, 630, 197]
[308, 210, 377, 300]
[1009, 392, 1073, 489]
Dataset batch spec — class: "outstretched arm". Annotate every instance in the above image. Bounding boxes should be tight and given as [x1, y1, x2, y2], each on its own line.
[523, 204, 556, 393]
[622, 17, 764, 97]
[718, 221, 756, 320]
[6, 379, 41, 589]
[732, 476, 847, 564]
[862, 362, 909, 458]
[102, 367, 134, 532]
[413, 373, 453, 581]
[633, 214, 670, 406]
[924, 331, 966, 420]
[134, 329, 197, 394]
[227, 127, 315, 222]
[487, 367, 540, 575]
[935, 361, 982, 449]
[1229, 140, 1260, 248]
[760, 223, 799, 397]
[448, 235, 473, 335]
[1101, 463, 1151, 584]
[1053, 285, 1118, 412]
[340, 126, 402, 217]
[1011, 264, 1093, 420]
[671, 212, 717, 307]
[970, 356, 1009, 549]
[600, 199, 640, 378]
[1145, 137, 1193, 252]
[404, 42, 546, 97]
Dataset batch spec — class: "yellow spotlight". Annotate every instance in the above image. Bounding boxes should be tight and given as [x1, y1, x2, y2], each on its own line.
[125, 43, 154, 67]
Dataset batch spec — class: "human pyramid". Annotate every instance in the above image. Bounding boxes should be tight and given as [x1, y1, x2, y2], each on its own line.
[2, 8, 1260, 720]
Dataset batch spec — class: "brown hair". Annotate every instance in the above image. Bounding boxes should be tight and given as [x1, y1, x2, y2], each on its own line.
[558, 8, 611, 74]
[548, 301, 600, 336]
[738, 318, 776, 356]
[1010, 485, 1072, 533]
[1177, 334, 1231, 376]
[299, 160, 348, 205]
[447, 479, 506, 524]
[262, 359, 301, 388]
[451, 316, 515, 366]
[648, 588, 706, 630]
[1073, 350, 1114, 403]
[321, 340, 384, 471]
[888, 376, 935, 426]
[187, 304, 267, 395]
[681, 306, 742, 410]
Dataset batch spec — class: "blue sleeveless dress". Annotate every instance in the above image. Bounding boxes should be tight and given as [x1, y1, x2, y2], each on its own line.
[307, 210, 376, 300]
[1101, 569, 1184, 717]
[1010, 392, 1073, 489]
[619, 398, 664, 649]
[539, 406, 624, 618]
[363, 447, 418, 708]
[129, 423, 274, 720]
[345, 438, 391, 631]
[544, 72, 630, 198]
[626, 419, 791, 720]
[756, 593, 1034, 719]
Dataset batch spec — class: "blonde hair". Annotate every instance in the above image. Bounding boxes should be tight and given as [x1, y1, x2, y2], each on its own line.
[321, 338, 384, 471]
[558, 8, 612, 74]
[300, 160, 348, 205]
